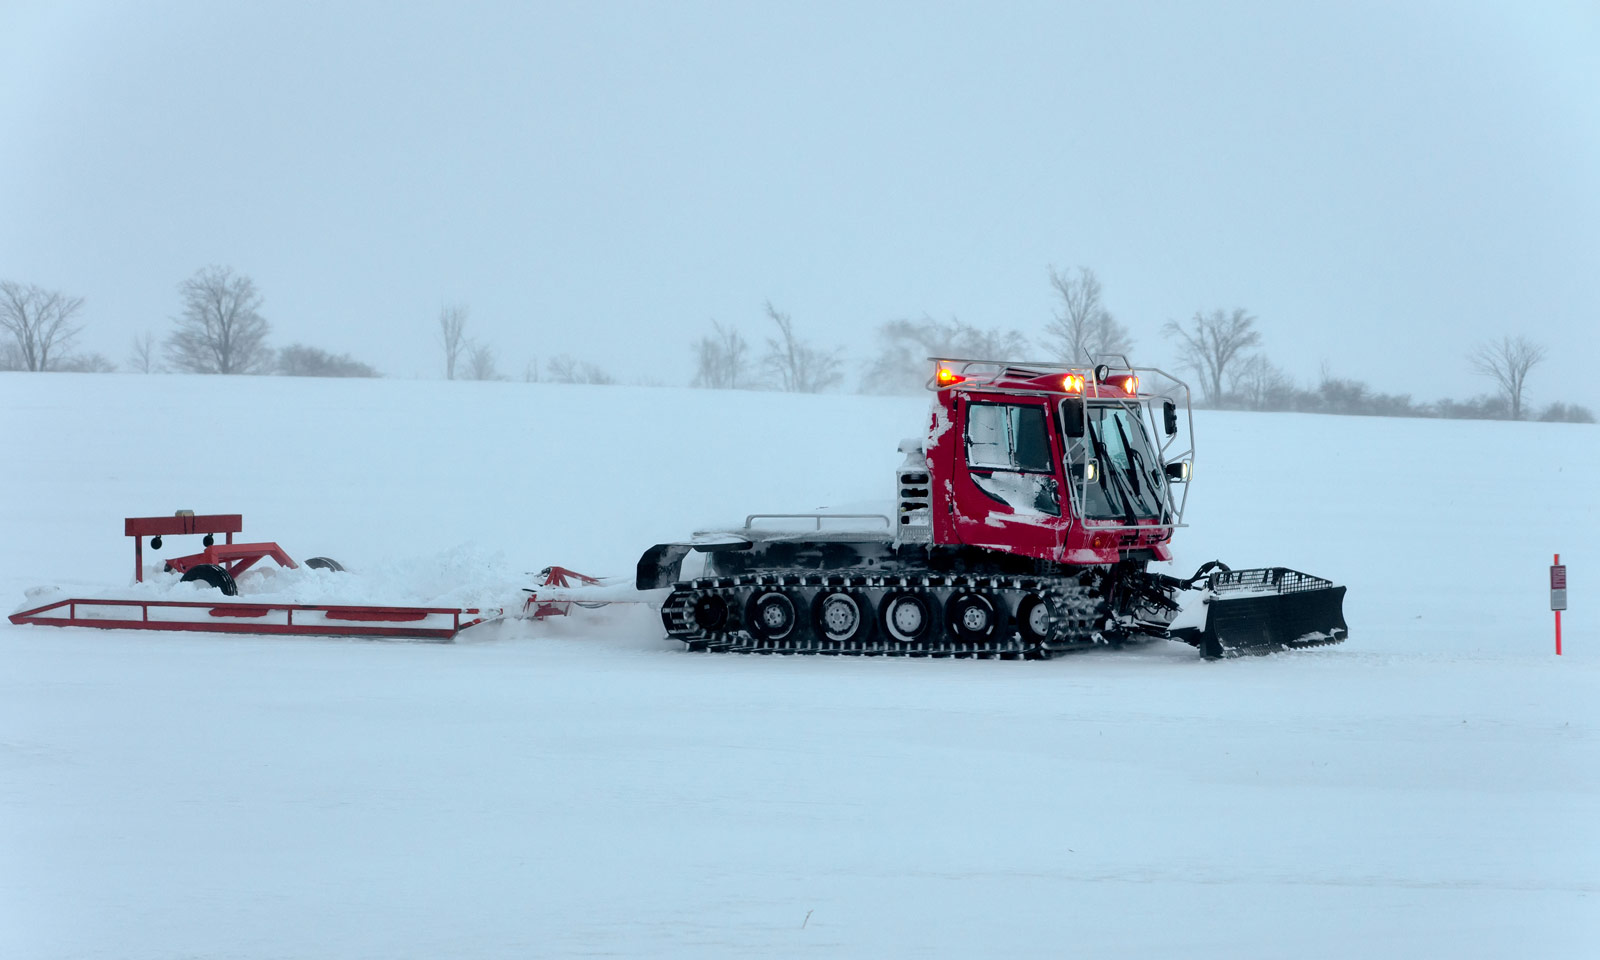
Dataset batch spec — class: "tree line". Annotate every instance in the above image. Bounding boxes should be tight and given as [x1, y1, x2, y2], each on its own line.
[1, 266, 378, 378]
[686, 267, 1593, 424]
[3, 264, 1592, 423]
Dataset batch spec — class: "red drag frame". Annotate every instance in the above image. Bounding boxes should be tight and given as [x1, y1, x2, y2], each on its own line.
[9, 597, 495, 642]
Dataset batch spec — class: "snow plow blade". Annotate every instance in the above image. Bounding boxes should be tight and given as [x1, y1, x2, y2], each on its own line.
[1196, 567, 1347, 659]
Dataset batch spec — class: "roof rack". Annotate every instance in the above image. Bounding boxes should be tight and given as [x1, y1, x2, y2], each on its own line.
[928, 354, 1137, 375]
[926, 355, 1149, 393]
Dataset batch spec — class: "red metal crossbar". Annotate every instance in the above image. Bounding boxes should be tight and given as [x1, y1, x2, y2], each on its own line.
[538, 566, 603, 588]
[125, 514, 242, 538]
[8, 598, 498, 642]
[163, 542, 298, 579]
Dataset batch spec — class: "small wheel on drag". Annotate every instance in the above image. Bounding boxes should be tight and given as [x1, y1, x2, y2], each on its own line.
[1017, 593, 1055, 646]
[180, 563, 238, 596]
[880, 592, 934, 644]
[813, 590, 872, 644]
[691, 593, 730, 633]
[304, 556, 345, 572]
[746, 590, 801, 642]
[946, 592, 999, 643]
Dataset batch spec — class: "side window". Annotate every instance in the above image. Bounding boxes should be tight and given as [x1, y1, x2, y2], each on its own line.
[1012, 406, 1051, 471]
[965, 403, 1052, 472]
[966, 404, 1012, 468]
[964, 402, 1059, 516]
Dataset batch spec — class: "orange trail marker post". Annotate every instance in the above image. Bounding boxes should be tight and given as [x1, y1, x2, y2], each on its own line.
[1551, 553, 1567, 655]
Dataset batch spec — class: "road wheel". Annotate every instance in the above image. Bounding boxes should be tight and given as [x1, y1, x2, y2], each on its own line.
[691, 593, 730, 633]
[880, 592, 934, 644]
[180, 563, 238, 596]
[947, 592, 999, 643]
[813, 590, 872, 644]
[1017, 592, 1054, 646]
[747, 590, 801, 642]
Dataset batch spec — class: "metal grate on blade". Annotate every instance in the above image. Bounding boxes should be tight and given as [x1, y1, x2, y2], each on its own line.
[1209, 567, 1336, 596]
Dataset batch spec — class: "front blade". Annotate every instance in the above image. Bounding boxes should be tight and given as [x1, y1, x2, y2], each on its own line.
[1199, 567, 1348, 658]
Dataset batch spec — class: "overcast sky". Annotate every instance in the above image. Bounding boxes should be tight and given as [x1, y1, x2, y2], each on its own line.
[3, 1, 1597, 407]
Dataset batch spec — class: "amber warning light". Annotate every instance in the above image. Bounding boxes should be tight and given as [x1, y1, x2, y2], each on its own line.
[936, 367, 964, 387]
[1061, 374, 1085, 393]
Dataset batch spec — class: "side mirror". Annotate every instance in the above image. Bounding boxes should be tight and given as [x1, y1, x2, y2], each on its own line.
[1071, 459, 1099, 483]
[1162, 400, 1179, 437]
[1164, 460, 1191, 482]
[1062, 401, 1085, 438]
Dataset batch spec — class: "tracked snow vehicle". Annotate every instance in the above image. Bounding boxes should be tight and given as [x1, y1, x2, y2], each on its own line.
[638, 357, 1348, 659]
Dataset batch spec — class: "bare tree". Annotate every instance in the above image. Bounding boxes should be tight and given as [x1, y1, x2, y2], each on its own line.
[547, 354, 579, 383]
[1228, 354, 1292, 410]
[546, 354, 616, 384]
[55, 353, 116, 372]
[761, 302, 843, 393]
[277, 344, 380, 377]
[1537, 402, 1596, 424]
[691, 321, 751, 388]
[1162, 308, 1261, 403]
[1470, 335, 1546, 420]
[129, 330, 159, 373]
[438, 305, 468, 380]
[464, 341, 501, 381]
[0, 281, 86, 371]
[1044, 267, 1132, 363]
[578, 360, 616, 385]
[165, 266, 272, 374]
[862, 316, 1031, 393]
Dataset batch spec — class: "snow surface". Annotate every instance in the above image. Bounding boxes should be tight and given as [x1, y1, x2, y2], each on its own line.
[2, 372, 1597, 958]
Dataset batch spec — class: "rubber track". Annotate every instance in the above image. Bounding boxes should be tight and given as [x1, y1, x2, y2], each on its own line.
[661, 571, 1106, 658]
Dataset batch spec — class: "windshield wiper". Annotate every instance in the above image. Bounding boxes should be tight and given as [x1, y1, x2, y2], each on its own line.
[1112, 416, 1156, 517]
[1086, 420, 1138, 525]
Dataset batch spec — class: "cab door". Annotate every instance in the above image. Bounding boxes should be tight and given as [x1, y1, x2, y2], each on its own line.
[948, 394, 1068, 561]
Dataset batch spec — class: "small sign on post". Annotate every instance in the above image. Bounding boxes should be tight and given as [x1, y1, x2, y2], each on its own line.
[1551, 554, 1566, 655]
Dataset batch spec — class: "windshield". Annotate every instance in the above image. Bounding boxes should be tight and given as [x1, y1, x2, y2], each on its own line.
[1064, 401, 1167, 522]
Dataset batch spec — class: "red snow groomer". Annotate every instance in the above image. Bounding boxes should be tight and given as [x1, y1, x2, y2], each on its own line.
[639, 356, 1348, 658]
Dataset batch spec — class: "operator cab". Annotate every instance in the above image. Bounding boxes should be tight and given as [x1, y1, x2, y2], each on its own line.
[926, 358, 1194, 565]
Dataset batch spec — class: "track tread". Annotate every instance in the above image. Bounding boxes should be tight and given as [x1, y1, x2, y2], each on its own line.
[662, 572, 1107, 658]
